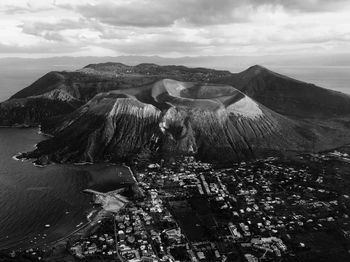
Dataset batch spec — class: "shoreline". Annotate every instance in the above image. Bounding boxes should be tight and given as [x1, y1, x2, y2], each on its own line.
[43, 186, 132, 253]
[0, 127, 134, 256]
[1, 208, 109, 254]
[47, 208, 107, 247]
[0, 206, 101, 252]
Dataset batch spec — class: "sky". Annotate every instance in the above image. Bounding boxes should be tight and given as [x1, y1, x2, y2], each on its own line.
[1, 0, 350, 58]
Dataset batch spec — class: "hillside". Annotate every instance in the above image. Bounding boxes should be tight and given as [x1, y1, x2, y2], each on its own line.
[218, 65, 350, 118]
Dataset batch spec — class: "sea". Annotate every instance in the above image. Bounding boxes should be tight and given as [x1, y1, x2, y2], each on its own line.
[0, 127, 133, 251]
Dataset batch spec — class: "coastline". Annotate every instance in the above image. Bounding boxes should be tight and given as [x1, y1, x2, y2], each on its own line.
[48, 208, 108, 246]
[0, 126, 136, 257]
[24, 186, 130, 255]
[37, 198, 124, 260]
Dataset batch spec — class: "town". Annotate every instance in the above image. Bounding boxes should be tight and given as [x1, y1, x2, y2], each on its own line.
[10, 149, 350, 262]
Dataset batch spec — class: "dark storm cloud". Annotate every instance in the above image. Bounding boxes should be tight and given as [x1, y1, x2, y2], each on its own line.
[66, 0, 349, 28]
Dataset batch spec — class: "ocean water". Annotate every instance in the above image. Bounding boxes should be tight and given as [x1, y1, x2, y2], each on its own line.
[0, 128, 132, 250]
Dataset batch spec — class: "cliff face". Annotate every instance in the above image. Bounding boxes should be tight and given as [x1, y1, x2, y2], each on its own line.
[3, 63, 350, 165]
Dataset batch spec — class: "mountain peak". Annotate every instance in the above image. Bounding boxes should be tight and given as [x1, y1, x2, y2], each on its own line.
[244, 65, 270, 75]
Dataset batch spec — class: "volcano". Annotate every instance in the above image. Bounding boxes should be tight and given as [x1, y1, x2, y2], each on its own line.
[2, 63, 350, 165]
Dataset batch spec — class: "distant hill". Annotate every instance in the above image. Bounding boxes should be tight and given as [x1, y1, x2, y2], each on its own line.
[2, 63, 350, 165]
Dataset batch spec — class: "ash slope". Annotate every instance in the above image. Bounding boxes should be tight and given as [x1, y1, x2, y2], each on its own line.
[21, 79, 334, 165]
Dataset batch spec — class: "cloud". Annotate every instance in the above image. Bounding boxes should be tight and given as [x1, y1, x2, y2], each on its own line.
[0, 0, 350, 57]
[20, 19, 81, 35]
[267, 0, 349, 12]
[66, 0, 350, 28]
[18, 18, 105, 42]
[20, 19, 84, 32]
[71, 0, 252, 27]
